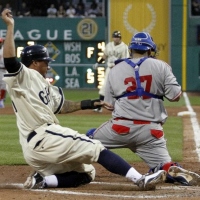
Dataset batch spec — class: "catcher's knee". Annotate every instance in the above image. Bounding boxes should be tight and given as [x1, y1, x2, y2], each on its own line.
[86, 128, 96, 139]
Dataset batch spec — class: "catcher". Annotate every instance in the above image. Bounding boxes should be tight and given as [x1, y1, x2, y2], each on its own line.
[87, 32, 200, 186]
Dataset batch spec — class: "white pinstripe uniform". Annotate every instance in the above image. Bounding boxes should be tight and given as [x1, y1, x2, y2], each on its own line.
[99, 41, 129, 96]
[3, 63, 105, 179]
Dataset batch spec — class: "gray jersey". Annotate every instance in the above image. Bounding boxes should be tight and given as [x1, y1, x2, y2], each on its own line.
[99, 41, 129, 96]
[104, 57, 181, 124]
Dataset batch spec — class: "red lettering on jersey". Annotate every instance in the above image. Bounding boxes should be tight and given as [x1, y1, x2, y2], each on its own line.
[124, 75, 152, 100]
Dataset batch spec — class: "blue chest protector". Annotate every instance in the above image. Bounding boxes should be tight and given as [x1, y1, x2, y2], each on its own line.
[115, 57, 163, 100]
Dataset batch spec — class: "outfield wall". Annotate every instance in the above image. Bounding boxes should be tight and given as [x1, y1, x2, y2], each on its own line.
[171, 0, 200, 91]
[0, 0, 200, 91]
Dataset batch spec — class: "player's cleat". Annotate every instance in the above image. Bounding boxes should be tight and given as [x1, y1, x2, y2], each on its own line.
[136, 170, 167, 191]
[93, 108, 102, 113]
[0, 100, 5, 108]
[168, 166, 200, 186]
[24, 172, 46, 189]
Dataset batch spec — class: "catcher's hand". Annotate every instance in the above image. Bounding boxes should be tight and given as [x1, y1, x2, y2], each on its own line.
[94, 101, 114, 111]
[93, 63, 98, 70]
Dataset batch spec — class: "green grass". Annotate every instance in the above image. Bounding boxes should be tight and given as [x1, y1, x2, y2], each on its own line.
[4, 89, 187, 107]
[0, 114, 182, 165]
[1, 89, 197, 166]
[63, 89, 100, 101]
[163, 96, 185, 107]
[0, 115, 25, 165]
[188, 96, 200, 106]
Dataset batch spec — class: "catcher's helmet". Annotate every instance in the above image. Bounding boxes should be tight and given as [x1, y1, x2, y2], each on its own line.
[21, 45, 54, 67]
[112, 31, 121, 38]
[129, 32, 157, 53]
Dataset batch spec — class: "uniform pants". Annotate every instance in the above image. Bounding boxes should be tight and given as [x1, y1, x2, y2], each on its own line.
[93, 119, 172, 169]
[23, 123, 105, 180]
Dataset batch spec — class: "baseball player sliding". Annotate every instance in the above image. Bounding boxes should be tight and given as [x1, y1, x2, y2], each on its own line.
[93, 31, 129, 112]
[87, 32, 200, 186]
[2, 9, 166, 191]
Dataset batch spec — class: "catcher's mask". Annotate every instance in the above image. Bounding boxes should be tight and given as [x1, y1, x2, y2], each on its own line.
[129, 32, 157, 57]
[21, 45, 54, 67]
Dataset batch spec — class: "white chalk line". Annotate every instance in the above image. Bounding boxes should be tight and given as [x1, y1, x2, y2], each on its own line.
[31, 188, 182, 199]
[6, 182, 200, 199]
[0, 183, 23, 189]
[183, 92, 200, 161]
[5, 181, 200, 190]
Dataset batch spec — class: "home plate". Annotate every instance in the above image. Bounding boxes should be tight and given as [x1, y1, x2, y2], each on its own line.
[177, 111, 196, 117]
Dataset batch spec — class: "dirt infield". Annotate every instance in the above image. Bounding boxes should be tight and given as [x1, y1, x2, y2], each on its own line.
[1, 104, 200, 200]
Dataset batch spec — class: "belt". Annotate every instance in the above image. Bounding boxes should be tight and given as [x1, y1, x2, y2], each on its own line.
[27, 124, 52, 143]
[114, 118, 151, 124]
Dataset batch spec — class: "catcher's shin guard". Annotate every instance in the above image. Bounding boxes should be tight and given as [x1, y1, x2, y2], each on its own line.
[160, 162, 182, 183]
[151, 162, 182, 184]
[159, 162, 200, 185]
[168, 166, 200, 186]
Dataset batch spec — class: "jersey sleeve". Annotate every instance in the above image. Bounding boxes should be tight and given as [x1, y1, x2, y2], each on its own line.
[104, 71, 115, 105]
[50, 86, 65, 114]
[3, 63, 29, 89]
[163, 63, 182, 100]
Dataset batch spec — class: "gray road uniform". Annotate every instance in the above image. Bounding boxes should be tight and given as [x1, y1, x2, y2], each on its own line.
[99, 41, 129, 96]
[93, 57, 181, 169]
[3, 63, 104, 179]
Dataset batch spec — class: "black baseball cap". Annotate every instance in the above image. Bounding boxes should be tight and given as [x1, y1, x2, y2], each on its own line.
[112, 31, 121, 38]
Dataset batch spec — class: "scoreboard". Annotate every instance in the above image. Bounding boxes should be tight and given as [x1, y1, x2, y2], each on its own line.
[45, 40, 106, 89]
[0, 17, 106, 89]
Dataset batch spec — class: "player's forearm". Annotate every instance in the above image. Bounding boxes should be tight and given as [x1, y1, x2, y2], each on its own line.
[2, 9, 15, 59]
[59, 99, 103, 114]
[59, 100, 81, 113]
[4, 24, 15, 58]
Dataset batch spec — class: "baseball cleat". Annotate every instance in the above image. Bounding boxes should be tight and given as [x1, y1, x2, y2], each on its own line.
[136, 170, 167, 191]
[24, 172, 46, 189]
[168, 166, 200, 186]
